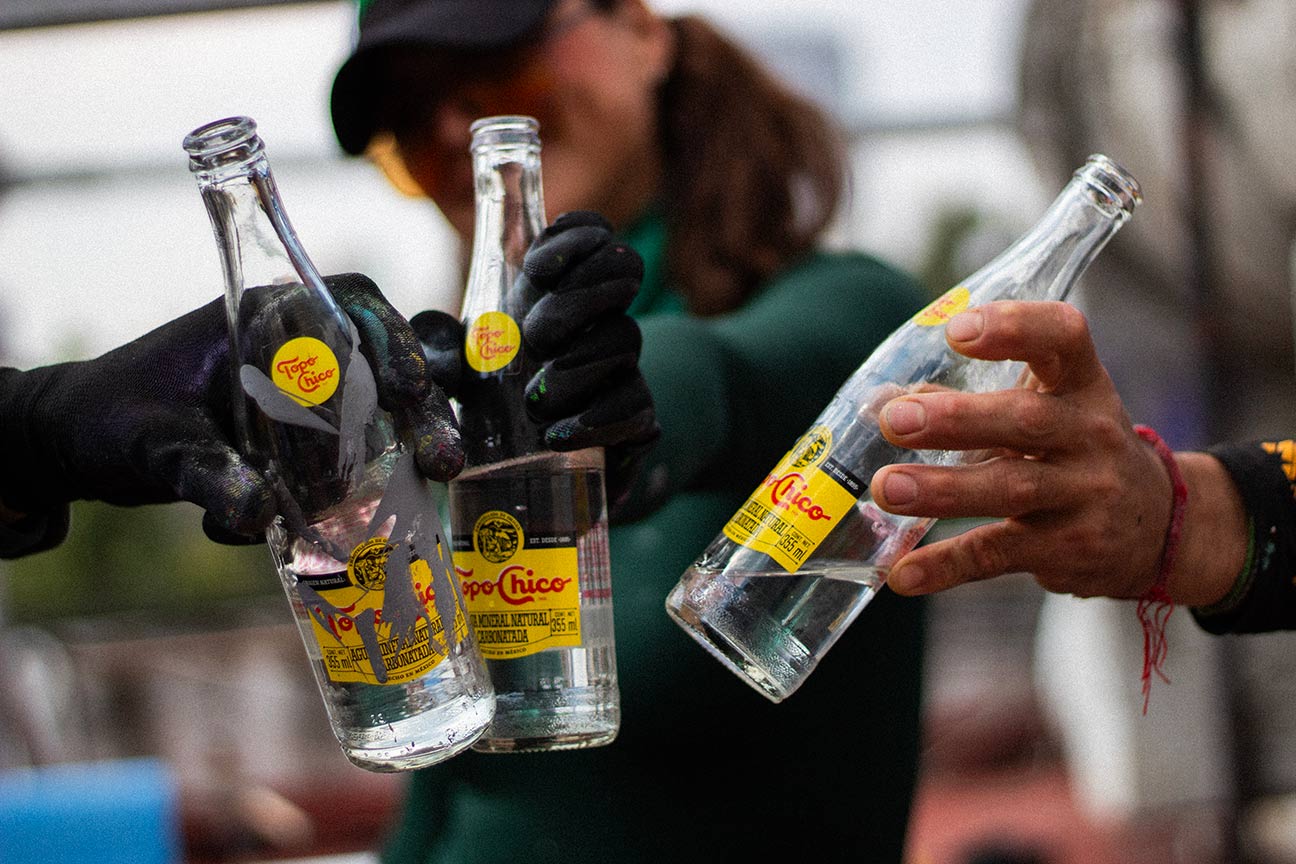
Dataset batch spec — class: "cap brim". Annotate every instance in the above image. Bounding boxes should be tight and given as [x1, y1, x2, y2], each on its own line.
[331, 0, 555, 156]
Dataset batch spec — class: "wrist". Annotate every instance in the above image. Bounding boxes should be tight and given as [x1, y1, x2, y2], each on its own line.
[1169, 451, 1250, 607]
[1131, 425, 1187, 712]
[1191, 515, 1257, 617]
[1191, 440, 1296, 634]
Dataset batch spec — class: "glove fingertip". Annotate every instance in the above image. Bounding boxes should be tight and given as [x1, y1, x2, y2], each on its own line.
[413, 428, 466, 482]
[220, 477, 276, 536]
[178, 445, 276, 541]
[202, 511, 266, 546]
[402, 391, 467, 481]
[197, 469, 273, 544]
[411, 309, 463, 345]
[543, 417, 591, 451]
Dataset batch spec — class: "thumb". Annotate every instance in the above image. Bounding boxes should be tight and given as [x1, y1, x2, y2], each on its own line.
[143, 418, 276, 540]
[411, 309, 465, 398]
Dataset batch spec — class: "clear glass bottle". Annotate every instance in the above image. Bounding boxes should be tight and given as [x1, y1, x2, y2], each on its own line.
[666, 155, 1143, 702]
[447, 116, 619, 752]
[184, 116, 493, 770]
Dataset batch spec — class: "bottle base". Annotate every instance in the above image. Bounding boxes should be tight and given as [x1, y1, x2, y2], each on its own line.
[337, 688, 495, 772]
[471, 686, 619, 753]
[472, 729, 618, 754]
[665, 571, 816, 704]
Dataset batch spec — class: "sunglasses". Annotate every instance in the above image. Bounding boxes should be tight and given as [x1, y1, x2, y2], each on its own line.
[365, 1, 602, 198]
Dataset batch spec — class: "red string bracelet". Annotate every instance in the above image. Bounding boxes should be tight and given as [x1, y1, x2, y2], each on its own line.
[1133, 424, 1188, 714]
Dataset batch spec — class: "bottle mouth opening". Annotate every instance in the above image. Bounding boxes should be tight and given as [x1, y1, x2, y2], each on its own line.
[1078, 154, 1143, 215]
[470, 115, 541, 153]
[184, 116, 263, 170]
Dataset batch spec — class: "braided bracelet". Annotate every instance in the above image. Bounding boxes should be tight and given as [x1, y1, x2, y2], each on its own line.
[1133, 424, 1188, 714]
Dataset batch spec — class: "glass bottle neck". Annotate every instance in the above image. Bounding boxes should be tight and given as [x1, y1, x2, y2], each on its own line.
[463, 142, 546, 316]
[185, 117, 336, 321]
[976, 155, 1141, 303]
[196, 159, 330, 301]
[457, 120, 549, 465]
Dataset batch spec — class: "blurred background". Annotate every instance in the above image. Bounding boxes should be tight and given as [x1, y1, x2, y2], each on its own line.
[1, 0, 1294, 862]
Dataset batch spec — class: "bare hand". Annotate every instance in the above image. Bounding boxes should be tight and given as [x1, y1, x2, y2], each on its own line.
[870, 300, 1173, 599]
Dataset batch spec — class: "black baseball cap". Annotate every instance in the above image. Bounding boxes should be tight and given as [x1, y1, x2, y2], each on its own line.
[331, 0, 559, 155]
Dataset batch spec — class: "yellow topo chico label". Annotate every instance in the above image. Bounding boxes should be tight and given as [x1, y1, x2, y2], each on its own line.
[453, 510, 582, 660]
[302, 537, 466, 685]
[723, 426, 866, 573]
[913, 285, 971, 327]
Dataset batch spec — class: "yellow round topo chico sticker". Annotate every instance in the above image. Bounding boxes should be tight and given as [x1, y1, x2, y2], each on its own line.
[913, 286, 971, 327]
[465, 311, 522, 373]
[271, 336, 341, 406]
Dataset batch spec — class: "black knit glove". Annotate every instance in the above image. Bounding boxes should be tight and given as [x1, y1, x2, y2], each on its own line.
[0, 273, 461, 556]
[413, 211, 659, 512]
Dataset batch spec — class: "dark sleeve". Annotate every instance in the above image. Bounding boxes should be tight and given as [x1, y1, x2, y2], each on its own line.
[0, 367, 71, 559]
[625, 252, 925, 514]
[1191, 440, 1296, 633]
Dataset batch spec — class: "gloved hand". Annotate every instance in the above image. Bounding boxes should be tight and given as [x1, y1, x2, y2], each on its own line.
[413, 211, 659, 513]
[0, 273, 462, 556]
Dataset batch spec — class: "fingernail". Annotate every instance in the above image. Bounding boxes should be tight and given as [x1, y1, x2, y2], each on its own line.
[882, 471, 918, 505]
[946, 310, 983, 342]
[890, 562, 926, 594]
[416, 434, 465, 481]
[883, 400, 926, 435]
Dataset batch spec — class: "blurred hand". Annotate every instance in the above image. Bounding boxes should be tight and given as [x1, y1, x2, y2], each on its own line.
[870, 300, 1173, 599]
[414, 211, 659, 511]
[0, 273, 461, 549]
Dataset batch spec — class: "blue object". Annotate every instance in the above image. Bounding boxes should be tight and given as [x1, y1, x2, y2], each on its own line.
[0, 757, 180, 864]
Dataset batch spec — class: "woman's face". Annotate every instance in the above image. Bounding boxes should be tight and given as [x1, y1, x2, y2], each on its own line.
[390, 0, 674, 240]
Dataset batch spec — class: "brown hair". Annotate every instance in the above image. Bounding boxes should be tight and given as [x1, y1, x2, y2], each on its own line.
[656, 15, 847, 315]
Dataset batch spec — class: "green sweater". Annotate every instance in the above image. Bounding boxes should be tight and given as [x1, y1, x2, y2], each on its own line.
[384, 216, 928, 863]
